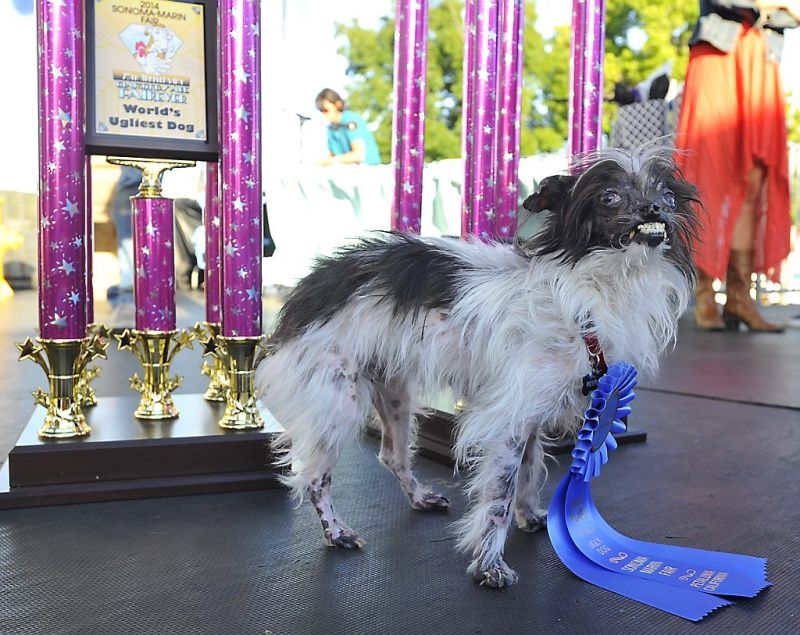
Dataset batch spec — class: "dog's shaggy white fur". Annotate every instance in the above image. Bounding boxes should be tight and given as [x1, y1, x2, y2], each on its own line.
[256, 148, 699, 587]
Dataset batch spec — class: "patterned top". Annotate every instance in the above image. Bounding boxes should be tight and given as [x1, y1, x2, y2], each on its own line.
[690, 0, 799, 63]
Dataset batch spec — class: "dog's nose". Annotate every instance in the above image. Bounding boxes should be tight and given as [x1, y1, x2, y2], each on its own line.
[638, 203, 662, 218]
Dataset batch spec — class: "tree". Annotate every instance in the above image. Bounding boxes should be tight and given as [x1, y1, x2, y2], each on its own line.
[337, 1, 799, 159]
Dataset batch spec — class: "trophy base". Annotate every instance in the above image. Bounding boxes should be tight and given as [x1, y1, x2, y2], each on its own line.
[0, 393, 284, 509]
[134, 393, 180, 420]
[219, 395, 265, 430]
[38, 409, 91, 439]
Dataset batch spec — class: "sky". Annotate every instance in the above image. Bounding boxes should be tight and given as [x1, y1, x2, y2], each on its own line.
[0, 1, 797, 190]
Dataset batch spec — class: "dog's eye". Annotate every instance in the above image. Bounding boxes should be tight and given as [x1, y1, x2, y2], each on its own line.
[662, 189, 676, 207]
[599, 189, 622, 207]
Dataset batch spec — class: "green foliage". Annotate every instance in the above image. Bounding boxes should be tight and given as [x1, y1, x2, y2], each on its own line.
[335, 0, 701, 161]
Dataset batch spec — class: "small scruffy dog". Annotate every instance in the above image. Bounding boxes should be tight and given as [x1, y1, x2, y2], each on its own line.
[256, 147, 699, 588]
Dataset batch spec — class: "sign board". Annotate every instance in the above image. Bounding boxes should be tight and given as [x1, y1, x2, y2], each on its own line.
[86, 0, 218, 160]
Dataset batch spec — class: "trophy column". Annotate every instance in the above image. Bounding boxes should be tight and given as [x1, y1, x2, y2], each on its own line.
[198, 162, 229, 402]
[109, 159, 195, 420]
[17, 0, 107, 438]
[216, 0, 265, 429]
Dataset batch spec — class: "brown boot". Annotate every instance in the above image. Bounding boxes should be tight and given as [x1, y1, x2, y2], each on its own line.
[722, 249, 784, 332]
[694, 269, 724, 330]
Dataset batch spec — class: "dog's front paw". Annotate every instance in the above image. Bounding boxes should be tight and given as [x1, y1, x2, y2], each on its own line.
[515, 507, 547, 533]
[471, 558, 519, 589]
[326, 528, 366, 550]
[410, 490, 450, 512]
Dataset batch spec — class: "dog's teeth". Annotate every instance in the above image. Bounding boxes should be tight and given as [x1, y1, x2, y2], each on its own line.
[636, 222, 666, 236]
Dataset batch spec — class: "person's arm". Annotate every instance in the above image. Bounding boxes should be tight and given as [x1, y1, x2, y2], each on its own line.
[317, 142, 366, 166]
[329, 139, 367, 165]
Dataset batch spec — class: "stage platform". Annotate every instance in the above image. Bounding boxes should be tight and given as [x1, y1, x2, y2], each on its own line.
[1, 290, 799, 634]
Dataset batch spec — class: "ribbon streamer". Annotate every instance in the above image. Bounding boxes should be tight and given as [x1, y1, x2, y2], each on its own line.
[548, 363, 769, 621]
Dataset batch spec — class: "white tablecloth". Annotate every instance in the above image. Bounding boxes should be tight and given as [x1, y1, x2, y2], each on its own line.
[262, 154, 568, 286]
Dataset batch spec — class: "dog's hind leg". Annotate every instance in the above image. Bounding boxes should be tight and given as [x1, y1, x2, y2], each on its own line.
[514, 430, 548, 532]
[456, 435, 528, 588]
[306, 454, 366, 549]
[372, 378, 450, 511]
[271, 351, 371, 549]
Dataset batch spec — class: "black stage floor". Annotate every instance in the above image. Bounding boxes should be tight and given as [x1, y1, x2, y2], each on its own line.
[1, 291, 799, 634]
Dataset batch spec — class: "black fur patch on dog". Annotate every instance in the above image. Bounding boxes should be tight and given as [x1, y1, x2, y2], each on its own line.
[270, 232, 466, 345]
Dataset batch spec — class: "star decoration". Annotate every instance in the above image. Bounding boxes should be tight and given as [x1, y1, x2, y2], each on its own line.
[57, 108, 73, 127]
[242, 152, 254, 164]
[233, 67, 250, 84]
[68, 291, 81, 305]
[238, 267, 248, 279]
[175, 330, 193, 350]
[53, 140, 66, 153]
[93, 324, 112, 340]
[50, 313, 67, 328]
[115, 329, 135, 351]
[50, 63, 63, 79]
[246, 286, 259, 300]
[225, 241, 238, 256]
[212, 217, 221, 227]
[145, 221, 157, 236]
[201, 337, 218, 358]
[245, 178, 255, 188]
[16, 337, 42, 362]
[72, 236, 83, 247]
[137, 266, 146, 278]
[58, 259, 75, 275]
[235, 106, 251, 122]
[232, 197, 246, 212]
[142, 246, 151, 256]
[62, 198, 79, 218]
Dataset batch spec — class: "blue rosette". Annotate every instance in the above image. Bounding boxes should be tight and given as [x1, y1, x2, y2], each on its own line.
[547, 362, 770, 621]
[569, 363, 636, 482]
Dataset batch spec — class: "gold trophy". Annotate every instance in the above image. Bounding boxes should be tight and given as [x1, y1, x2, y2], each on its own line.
[16, 331, 109, 438]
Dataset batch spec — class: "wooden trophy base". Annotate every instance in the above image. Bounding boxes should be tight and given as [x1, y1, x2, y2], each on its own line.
[0, 394, 283, 510]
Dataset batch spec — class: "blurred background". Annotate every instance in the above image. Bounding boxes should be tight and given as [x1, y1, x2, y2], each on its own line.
[1, 0, 798, 310]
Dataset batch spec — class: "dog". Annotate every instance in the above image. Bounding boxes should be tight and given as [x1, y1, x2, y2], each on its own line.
[255, 147, 699, 588]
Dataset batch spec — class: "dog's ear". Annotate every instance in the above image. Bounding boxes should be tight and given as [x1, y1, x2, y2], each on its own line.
[521, 174, 577, 214]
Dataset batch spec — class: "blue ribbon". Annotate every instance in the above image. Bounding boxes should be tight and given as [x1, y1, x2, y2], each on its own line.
[547, 362, 769, 621]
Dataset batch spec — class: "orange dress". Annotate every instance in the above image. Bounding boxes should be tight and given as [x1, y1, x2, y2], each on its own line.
[674, 25, 791, 282]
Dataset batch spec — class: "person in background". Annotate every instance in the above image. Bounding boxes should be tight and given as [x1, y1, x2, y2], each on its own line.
[676, 0, 799, 331]
[315, 88, 381, 166]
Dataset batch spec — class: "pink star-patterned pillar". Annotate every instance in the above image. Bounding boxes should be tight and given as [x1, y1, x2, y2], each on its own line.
[205, 162, 222, 325]
[85, 156, 94, 326]
[569, 0, 605, 162]
[461, 0, 477, 230]
[36, 0, 87, 340]
[220, 0, 262, 338]
[462, 0, 500, 240]
[391, 0, 428, 234]
[495, 0, 524, 238]
[132, 196, 176, 331]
